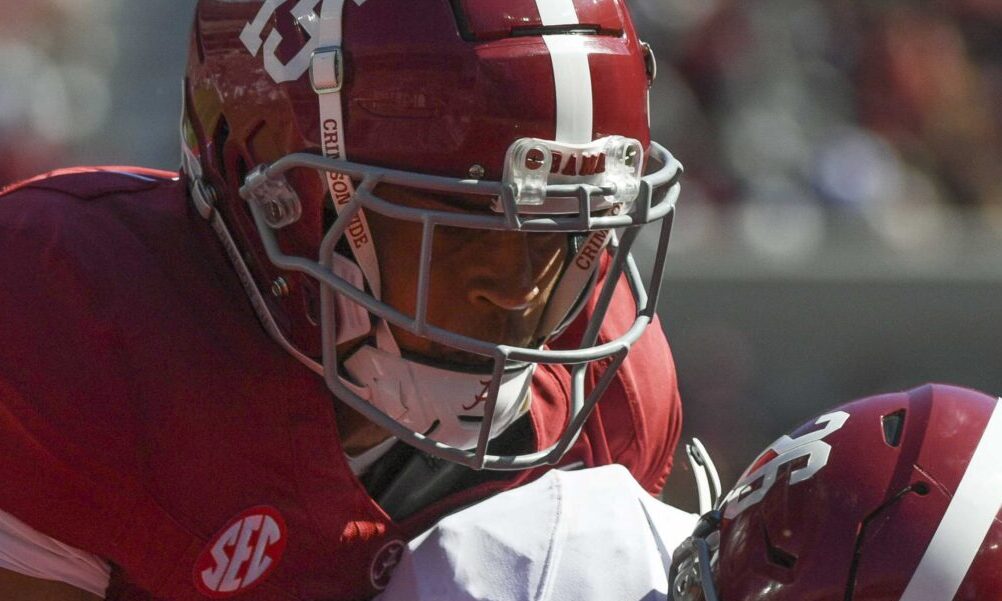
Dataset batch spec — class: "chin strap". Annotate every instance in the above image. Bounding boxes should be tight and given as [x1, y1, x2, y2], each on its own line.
[342, 345, 534, 451]
[313, 0, 381, 297]
[537, 229, 614, 339]
[311, 0, 412, 365]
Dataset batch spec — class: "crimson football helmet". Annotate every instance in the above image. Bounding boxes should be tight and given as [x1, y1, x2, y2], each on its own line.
[179, 0, 680, 469]
[670, 384, 1002, 600]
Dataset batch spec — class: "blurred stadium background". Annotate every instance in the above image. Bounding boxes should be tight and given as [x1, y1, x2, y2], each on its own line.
[3, 0, 1001, 511]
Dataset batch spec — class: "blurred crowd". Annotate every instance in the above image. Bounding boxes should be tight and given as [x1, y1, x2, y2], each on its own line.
[0, 2, 122, 184]
[0, 0, 186, 187]
[632, 0, 1002, 253]
[3, 0, 1001, 238]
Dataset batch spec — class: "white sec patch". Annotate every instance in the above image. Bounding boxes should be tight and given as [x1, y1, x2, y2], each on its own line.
[194, 506, 288, 598]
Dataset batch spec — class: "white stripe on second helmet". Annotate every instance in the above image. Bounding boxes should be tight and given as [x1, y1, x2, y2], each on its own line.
[899, 397, 1002, 601]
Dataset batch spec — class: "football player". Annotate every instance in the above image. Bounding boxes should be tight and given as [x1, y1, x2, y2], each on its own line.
[375, 384, 1002, 601]
[671, 383, 1002, 600]
[0, 0, 683, 599]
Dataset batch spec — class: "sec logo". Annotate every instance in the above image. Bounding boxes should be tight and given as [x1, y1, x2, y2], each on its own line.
[194, 506, 288, 598]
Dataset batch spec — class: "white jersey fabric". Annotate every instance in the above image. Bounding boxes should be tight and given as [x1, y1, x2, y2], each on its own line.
[376, 464, 699, 601]
[0, 507, 110, 597]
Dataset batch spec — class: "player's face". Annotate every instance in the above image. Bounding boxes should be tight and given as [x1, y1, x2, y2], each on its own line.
[365, 183, 569, 368]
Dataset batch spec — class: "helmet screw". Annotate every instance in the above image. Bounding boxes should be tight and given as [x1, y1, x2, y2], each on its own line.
[267, 201, 286, 224]
[190, 178, 219, 220]
[271, 277, 290, 298]
[624, 145, 639, 168]
[468, 164, 486, 179]
[525, 148, 546, 170]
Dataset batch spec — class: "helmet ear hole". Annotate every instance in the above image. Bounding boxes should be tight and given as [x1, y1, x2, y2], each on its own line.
[236, 154, 248, 176]
[764, 528, 798, 569]
[212, 116, 230, 180]
[881, 410, 907, 447]
[234, 154, 250, 193]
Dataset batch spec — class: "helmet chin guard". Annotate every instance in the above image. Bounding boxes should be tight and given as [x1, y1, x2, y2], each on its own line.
[341, 339, 536, 452]
[238, 139, 682, 470]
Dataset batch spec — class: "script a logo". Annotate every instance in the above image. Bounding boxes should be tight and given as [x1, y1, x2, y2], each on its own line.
[370, 539, 406, 590]
[462, 379, 493, 412]
[240, 0, 368, 84]
[194, 506, 288, 598]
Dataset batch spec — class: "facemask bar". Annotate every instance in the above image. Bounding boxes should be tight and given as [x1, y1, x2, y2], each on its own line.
[669, 511, 722, 601]
[240, 141, 681, 469]
[686, 438, 723, 515]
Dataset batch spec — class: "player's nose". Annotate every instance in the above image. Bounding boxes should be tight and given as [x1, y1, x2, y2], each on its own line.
[466, 233, 545, 311]
[475, 284, 541, 311]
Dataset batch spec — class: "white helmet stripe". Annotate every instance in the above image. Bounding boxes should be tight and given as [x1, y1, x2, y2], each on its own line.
[542, 35, 594, 144]
[535, 0, 579, 25]
[537, 0, 594, 144]
[900, 397, 1002, 601]
[535, 1, 608, 337]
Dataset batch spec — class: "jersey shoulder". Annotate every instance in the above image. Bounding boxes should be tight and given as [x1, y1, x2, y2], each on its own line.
[0, 165, 189, 281]
[0, 165, 192, 335]
[0, 165, 178, 200]
[0, 165, 197, 452]
[0, 165, 186, 264]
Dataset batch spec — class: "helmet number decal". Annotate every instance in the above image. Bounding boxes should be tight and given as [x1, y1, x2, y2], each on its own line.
[722, 411, 850, 518]
[240, 0, 324, 84]
[239, 0, 369, 84]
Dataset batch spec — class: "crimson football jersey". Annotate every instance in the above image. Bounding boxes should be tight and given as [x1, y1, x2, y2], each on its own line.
[0, 168, 681, 601]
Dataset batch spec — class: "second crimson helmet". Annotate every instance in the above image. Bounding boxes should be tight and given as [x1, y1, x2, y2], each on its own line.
[671, 383, 1002, 600]
[179, 0, 681, 469]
